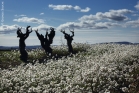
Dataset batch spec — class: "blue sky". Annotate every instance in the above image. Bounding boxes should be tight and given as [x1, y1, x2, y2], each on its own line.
[0, 0, 139, 46]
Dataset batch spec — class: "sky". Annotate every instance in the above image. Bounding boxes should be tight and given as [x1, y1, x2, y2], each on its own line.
[0, 0, 139, 46]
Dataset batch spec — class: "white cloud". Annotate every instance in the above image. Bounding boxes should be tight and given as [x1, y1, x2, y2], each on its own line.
[57, 21, 119, 30]
[0, 24, 19, 34]
[79, 9, 133, 21]
[126, 18, 139, 27]
[49, 4, 72, 10]
[57, 22, 80, 30]
[0, 24, 54, 34]
[40, 13, 44, 15]
[109, 9, 133, 14]
[74, 6, 81, 11]
[32, 24, 54, 31]
[79, 14, 97, 21]
[80, 7, 91, 12]
[48, 4, 90, 12]
[135, 1, 139, 10]
[0, 25, 35, 34]
[57, 9, 133, 30]
[13, 17, 45, 24]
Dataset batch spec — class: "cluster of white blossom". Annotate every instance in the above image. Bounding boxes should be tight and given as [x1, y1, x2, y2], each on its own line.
[0, 43, 139, 93]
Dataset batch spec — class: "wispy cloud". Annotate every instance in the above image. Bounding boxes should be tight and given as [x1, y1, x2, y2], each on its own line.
[132, 13, 139, 16]
[13, 17, 45, 24]
[48, 4, 90, 12]
[40, 13, 44, 15]
[14, 14, 26, 17]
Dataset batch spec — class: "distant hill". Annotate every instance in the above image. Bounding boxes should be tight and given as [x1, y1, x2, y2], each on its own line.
[0, 42, 138, 50]
[111, 41, 133, 44]
[0, 45, 41, 50]
[99, 41, 139, 45]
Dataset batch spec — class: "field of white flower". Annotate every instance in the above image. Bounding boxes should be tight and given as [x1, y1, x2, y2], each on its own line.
[0, 43, 139, 93]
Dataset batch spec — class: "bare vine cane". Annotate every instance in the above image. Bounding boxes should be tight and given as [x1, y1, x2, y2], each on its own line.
[35, 29, 45, 49]
[44, 29, 52, 55]
[48, 27, 56, 44]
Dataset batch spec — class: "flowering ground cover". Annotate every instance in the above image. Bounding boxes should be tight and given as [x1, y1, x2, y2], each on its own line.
[0, 43, 139, 93]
